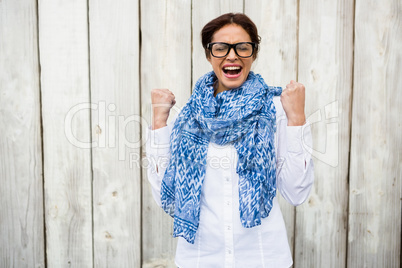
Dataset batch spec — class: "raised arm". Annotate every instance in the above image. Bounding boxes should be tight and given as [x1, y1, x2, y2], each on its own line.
[275, 81, 314, 205]
[146, 89, 176, 206]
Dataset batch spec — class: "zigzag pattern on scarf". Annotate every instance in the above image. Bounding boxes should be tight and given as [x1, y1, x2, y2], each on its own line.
[161, 71, 282, 244]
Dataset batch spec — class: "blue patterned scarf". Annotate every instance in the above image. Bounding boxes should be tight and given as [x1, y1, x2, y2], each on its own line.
[161, 71, 282, 244]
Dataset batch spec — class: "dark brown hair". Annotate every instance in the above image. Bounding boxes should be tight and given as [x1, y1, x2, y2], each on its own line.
[201, 13, 261, 59]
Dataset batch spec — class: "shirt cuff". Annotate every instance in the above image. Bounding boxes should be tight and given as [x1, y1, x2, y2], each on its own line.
[146, 125, 171, 156]
[286, 121, 311, 153]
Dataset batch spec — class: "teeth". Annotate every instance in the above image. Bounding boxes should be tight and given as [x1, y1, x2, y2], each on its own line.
[224, 66, 241, 70]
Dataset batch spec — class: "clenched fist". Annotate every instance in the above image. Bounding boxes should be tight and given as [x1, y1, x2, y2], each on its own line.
[280, 80, 306, 126]
[151, 88, 176, 130]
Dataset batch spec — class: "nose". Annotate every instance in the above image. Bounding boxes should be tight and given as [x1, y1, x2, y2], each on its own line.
[226, 47, 237, 60]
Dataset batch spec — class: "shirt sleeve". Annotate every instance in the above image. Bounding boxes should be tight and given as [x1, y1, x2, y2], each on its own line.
[145, 121, 175, 207]
[274, 97, 315, 206]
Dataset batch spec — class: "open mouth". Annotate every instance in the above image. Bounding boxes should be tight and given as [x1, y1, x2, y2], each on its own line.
[222, 66, 242, 77]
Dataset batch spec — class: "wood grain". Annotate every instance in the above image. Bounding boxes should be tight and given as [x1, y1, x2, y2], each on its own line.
[296, 0, 354, 266]
[1, 0, 401, 266]
[0, 0, 45, 267]
[348, 0, 401, 267]
[89, 0, 141, 267]
[141, 0, 191, 267]
[38, 0, 93, 266]
[245, 0, 299, 257]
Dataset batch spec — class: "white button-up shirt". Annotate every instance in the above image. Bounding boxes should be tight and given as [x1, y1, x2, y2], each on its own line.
[146, 97, 314, 268]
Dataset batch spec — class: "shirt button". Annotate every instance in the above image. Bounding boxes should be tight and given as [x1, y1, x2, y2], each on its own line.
[227, 225, 231, 230]
[227, 249, 232, 254]
[225, 176, 230, 182]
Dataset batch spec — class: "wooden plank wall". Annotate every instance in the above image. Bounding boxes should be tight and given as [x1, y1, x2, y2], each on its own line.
[0, 0, 401, 267]
[38, 0, 93, 267]
[295, 0, 354, 267]
[89, 0, 141, 267]
[348, 0, 402, 266]
[0, 0, 44, 267]
[39, 0, 93, 266]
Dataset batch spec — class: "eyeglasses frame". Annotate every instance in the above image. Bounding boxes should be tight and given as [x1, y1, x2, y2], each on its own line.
[207, 42, 257, 58]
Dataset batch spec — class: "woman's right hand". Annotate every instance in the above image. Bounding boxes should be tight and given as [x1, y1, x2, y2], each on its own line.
[151, 88, 176, 130]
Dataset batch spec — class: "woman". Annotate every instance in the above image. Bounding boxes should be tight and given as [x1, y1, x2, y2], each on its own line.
[147, 13, 314, 268]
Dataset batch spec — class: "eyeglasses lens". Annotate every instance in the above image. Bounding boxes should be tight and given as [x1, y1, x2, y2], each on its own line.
[211, 43, 253, 58]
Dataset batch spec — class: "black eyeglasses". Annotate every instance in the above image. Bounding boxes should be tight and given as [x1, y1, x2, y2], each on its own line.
[207, 42, 257, 58]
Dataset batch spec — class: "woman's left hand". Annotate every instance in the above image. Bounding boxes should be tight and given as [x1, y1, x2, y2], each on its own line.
[280, 80, 306, 126]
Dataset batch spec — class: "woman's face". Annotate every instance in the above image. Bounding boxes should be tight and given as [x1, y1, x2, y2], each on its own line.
[208, 24, 255, 95]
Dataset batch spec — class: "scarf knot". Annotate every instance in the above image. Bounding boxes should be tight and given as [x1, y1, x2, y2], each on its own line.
[161, 71, 282, 244]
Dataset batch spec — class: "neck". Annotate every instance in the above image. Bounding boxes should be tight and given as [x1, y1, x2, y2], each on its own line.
[214, 80, 229, 97]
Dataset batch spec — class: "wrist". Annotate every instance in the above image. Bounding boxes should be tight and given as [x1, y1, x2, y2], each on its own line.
[152, 117, 168, 130]
[287, 114, 306, 126]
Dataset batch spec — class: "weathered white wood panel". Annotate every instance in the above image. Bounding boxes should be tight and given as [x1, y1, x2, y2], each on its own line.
[38, 0, 93, 266]
[89, 0, 141, 267]
[296, 0, 354, 266]
[348, 0, 401, 267]
[0, 0, 401, 266]
[245, 0, 299, 256]
[0, 0, 45, 267]
[141, 1, 192, 267]
[192, 0, 243, 84]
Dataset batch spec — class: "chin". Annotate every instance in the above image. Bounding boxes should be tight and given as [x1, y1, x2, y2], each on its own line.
[223, 81, 244, 90]
[221, 75, 248, 89]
